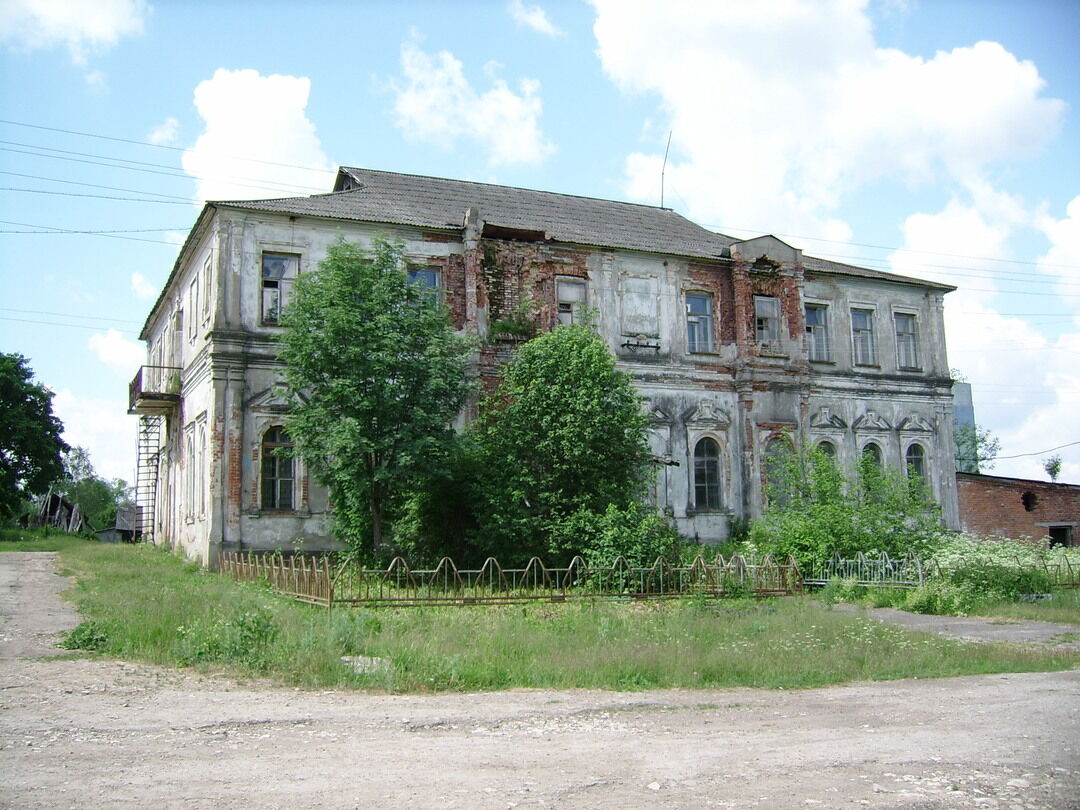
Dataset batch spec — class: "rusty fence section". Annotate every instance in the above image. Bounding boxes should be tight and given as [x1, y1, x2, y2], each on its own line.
[219, 552, 802, 608]
[926, 554, 1080, 589]
[219, 552, 335, 607]
[801, 552, 926, 589]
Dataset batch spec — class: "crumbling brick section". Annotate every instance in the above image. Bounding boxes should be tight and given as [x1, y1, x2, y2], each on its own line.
[957, 473, 1080, 543]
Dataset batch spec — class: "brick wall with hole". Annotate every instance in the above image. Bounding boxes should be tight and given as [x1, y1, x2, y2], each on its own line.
[956, 472, 1080, 544]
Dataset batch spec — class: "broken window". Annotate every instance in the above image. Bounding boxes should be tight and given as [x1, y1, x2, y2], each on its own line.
[686, 293, 714, 353]
[851, 308, 877, 366]
[407, 266, 442, 306]
[817, 440, 836, 458]
[556, 277, 587, 325]
[894, 312, 920, 369]
[1048, 526, 1074, 548]
[862, 441, 883, 467]
[805, 304, 830, 362]
[261, 252, 299, 325]
[754, 295, 780, 346]
[261, 426, 294, 511]
[905, 443, 926, 481]
[693, 437, 722, 510]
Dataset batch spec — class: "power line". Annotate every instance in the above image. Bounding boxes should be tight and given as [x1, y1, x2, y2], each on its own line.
[997, 440, 1080, 460]
[1, 187, 192, 204]
[0, 307, 142, 325]
[0, 315, 139, 335]
[0, 170, 195, 201]
[0, 219, 178, 246]
[0, 221, 187, 234]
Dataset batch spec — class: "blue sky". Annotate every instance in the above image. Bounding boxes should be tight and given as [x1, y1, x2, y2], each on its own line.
[1, 0, 1078, 485]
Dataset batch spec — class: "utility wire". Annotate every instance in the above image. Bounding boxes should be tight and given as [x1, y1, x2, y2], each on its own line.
[0, 307, 141, 324]
[996, 440, 1080, 460]
[0, 170, 194, 201]
[1, 187, 192, 204]
[0, 315, 139, 335]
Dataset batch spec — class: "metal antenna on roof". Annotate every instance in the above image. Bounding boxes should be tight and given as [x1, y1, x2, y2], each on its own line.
[660, 130, 672, 209]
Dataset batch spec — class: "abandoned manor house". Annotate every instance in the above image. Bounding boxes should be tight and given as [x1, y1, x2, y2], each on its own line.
[129, 167, 959, 565]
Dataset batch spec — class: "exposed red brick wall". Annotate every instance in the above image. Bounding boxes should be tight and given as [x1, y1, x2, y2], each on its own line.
[957, 473, 1080, 542]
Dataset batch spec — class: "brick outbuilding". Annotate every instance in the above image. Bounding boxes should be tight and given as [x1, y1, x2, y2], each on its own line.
[957, 473, 1080, 545]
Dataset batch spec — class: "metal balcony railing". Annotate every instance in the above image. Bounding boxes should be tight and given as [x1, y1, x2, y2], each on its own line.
[128, 365, 183, 414]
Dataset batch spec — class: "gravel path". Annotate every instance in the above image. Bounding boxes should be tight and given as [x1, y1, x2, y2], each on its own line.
[2, 551, 1078, 810]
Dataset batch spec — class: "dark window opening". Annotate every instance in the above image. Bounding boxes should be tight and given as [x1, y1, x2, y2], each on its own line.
[261, 426, 294, 511]
[1048, 526, 1073, 547]
[1021, 491, 1038, 512]
[693, 437, 722, 510]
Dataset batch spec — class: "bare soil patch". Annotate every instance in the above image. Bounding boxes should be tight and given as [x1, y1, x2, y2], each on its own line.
[1, 552, 1078, 809]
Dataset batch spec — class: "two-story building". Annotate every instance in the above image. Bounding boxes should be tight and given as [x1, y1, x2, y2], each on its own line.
[130, 167, 958, 566]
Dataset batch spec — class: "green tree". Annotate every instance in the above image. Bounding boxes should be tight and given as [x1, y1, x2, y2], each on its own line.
[54, 446, 133, 529]
[749, 447, 943, 567]
[465, 323, 654, 563]
[954, 423, 1000, 473]
[277, 238, 475, 557]
[1043, 454, 1062, 482]
[0, 353, 68, 519]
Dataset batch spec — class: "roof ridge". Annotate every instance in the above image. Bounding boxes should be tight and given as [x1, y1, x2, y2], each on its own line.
[340, 166, 697, 217]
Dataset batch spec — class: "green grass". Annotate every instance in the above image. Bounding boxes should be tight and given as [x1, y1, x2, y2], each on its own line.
[961, 588, 1080, 625]
[41, 542, 1080, 692]
[0, 527, 89, 551]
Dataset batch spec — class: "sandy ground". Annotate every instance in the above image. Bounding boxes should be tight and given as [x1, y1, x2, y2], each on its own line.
[1, 551, 1078, 810]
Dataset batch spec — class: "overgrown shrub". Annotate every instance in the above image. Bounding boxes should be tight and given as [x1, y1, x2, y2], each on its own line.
[177, 607, 277, 670]
[547, 502, 685, 568]
[748, 447, 944, 567]
[61, 620, 109, 651]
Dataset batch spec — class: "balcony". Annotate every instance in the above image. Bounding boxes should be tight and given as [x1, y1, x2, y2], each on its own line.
[128, 365, 183, 414]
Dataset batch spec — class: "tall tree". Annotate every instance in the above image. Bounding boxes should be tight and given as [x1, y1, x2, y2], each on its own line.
[277, 238, 474, 557]
[954, 423, 1000, 473]
[467, 323, 652, 562]
[55, 446, 133, 529]
[0, 353, 68, 518]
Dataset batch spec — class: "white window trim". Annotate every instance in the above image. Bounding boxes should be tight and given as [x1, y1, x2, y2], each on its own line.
[685, 291, 715, 354]
[804, 301, 831, 362]
[892, 309, 921, 370]
[556, 276, 588, 325]
[850, 305, 878, 367]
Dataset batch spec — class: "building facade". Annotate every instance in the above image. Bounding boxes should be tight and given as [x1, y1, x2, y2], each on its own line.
[957, 473, 1080, 545]
[130, 168, 959, 566]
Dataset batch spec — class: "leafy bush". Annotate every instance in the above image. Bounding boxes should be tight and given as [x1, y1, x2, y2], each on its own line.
[177, 607, 277, 670]
[61, 620, 109, 651]
[547, 502, 685, 568]
[748, 447, 944, 567]
[900, 581, 979, 616]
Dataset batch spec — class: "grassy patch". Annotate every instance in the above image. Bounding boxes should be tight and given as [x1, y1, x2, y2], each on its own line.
[0, 527, 88, 552]
[962, 589, 1080, 626]
[54, 542, 1080, 692]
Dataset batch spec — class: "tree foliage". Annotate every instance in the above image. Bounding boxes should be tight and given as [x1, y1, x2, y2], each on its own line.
[954, 423, 1000, 473]
[1043, 454, 1062, 483]
[277, 238, 475, 557]
[748, 447, 944, 566]
[463, 324, 657, 563]
[0, 353, 68, 518]
[53, 446, 133, 529]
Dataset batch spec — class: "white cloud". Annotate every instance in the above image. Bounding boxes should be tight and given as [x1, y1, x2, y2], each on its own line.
[130, 271, 158, 300]
[147, 116, 179, 146]
[1037, 195, 1080, 325]
[88, 328, 144, 370]
[52, 389, 136, 483]
[0, 0, 146, 82]
[590, 0, 1064, 240]
[392, 37, 555, 167]
[181, 68, 334, 204]
[889, 190, 1080, 483]
[508, 0, 563, 37]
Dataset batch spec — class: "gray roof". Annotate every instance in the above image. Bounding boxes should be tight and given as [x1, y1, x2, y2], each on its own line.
[802, 255, 955, 292]
[220, 166, 738, 260]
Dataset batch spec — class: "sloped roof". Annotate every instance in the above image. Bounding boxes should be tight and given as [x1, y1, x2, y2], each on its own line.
[220, 166, 738, 260]
[803, 254, 955, 292]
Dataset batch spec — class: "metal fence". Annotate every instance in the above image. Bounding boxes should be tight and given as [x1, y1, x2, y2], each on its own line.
[219, 552, 803, 609]
[800, 552, 927, 588]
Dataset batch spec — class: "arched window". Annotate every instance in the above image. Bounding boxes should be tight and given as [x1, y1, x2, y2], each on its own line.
[862, 442, 882, 467]
[197, 423, 207, 517]
[905, 443, 926, 481]
[693, 437, 722, 510]
[764, 437, 793, 505]
[261, 427, 294, 511]
[817, 440, 836, 458]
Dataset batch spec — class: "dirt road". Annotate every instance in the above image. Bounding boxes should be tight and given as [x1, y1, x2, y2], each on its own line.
[2, 551, 1078, 809]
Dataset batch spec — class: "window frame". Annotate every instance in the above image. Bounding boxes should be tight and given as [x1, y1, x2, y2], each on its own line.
[407, 265, 443, 305]
[556, 277, 587, 326]
[685, 292, 715, 354]
[804, 303, 831, 362]
[692, 436, 722, 511]
[905, 442, 926, 481]
[850, 307, 877, 367]
[261, 252, 300, 326]
[861, 441, 883, 467]
[260, 426, 295, 512]
[754, 295, 781, 347]
[893, 311, 921, 370]
[201, 254, 212, 323]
